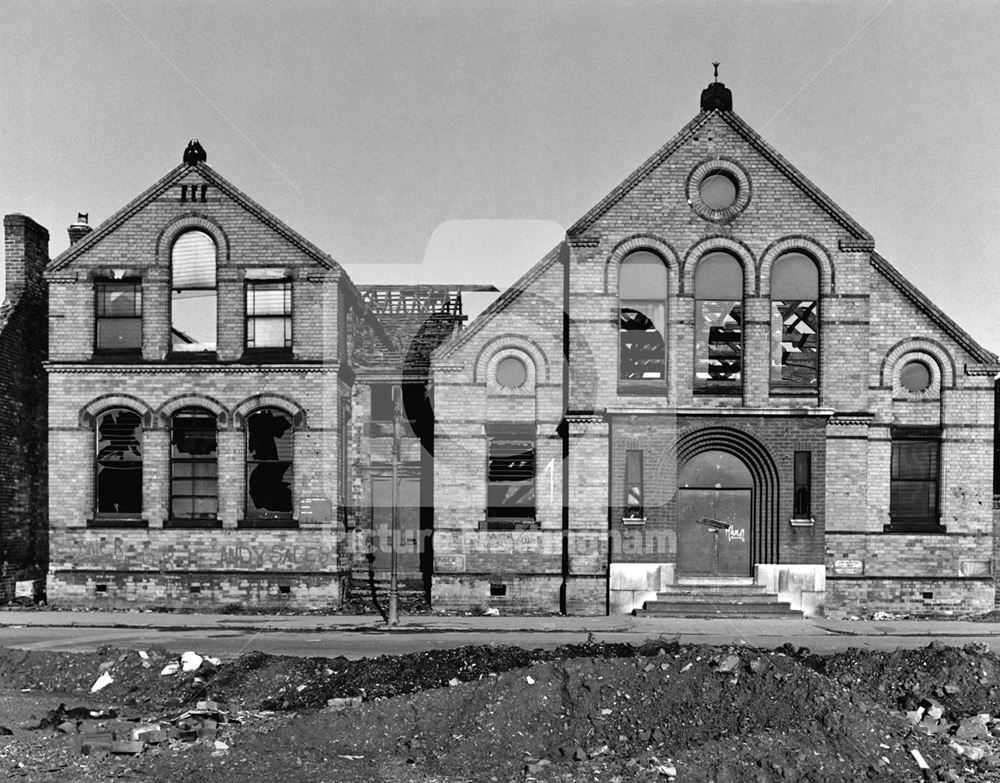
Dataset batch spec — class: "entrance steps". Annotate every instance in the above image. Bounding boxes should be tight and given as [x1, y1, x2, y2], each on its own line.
[634, 581, 803, 618]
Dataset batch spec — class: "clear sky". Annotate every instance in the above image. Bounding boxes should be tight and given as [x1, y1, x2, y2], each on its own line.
[3, 1, 999, 351]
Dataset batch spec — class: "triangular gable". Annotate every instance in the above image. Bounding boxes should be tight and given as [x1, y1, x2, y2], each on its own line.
[435, 243, 563, 361]
[870, 252, 996, 364]
[568, 110, 872, 241]
[48, 161, 343, 273]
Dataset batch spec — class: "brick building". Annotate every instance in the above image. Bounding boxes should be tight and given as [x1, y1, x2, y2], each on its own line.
[27, 79, 1000, 616]
[0, 216, 49, 598]
[429, 79, 999, 616]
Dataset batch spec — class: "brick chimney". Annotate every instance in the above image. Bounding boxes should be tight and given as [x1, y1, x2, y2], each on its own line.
[3, 214, 50, 304]
[68, 213, 93, 246]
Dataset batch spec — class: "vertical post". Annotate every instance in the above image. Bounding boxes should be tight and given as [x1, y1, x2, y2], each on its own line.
[388, 383, 402, 626]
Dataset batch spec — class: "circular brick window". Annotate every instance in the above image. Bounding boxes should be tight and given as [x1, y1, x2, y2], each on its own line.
[900, 360, 932, 393]
[687, 159, 751, 223]
[699, 173, 738, 210]
[496, 356, 528, 388]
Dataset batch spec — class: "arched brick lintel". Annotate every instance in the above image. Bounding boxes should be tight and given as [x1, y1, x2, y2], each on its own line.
[79, 394, 155, 429]
[233, 394, 307, 428]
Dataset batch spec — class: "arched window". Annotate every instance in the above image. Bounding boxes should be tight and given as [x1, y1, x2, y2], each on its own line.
[95, 409, 142, 517]
[245, 408, 294, 519]
[619, 250, 668, 381]
[771, 252, 819, 388]
[694, 252, 743, 392]
[170, 407, 218, 521]
[171, 231, 217, 352]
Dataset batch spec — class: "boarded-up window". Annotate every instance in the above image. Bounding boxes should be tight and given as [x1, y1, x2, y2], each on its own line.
[246, 281, 292, 349]
[171, 231, 217, 352]
[246, 408, 294, 518]
[695, 252, 743, 391]
[771, 253, 819, 387]
[624, 450, 644, 519]
[95, 409, 142, 516]
[486, 435, 535, 529]
[619, 251, 667, 381]
[95, 281, 142, 353]
[890, 432, 940, 530]
[170, 408, 218, 520]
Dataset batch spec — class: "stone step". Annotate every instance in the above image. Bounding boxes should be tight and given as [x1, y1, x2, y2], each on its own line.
[651, 593, 783, 605]
[656, 586, 769, 598]
[636, 601, 803, 617]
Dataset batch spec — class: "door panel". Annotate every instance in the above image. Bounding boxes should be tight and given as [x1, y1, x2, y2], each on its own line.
[677, 488, 751, 576]
[371, 476, 421, 573]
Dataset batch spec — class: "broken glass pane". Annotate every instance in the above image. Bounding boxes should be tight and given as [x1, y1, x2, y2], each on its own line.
[487, 437, 535, 519]
[695, 300, 742, 388]
[620, 303, 665, 380]
[246, 409, 293, 515]
[771, 300, 818, 386]
[170, 409, 218, 519]
[96, 409, 142, 515]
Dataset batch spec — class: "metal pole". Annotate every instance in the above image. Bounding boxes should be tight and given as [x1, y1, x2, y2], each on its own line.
[387, 384, 401, 626]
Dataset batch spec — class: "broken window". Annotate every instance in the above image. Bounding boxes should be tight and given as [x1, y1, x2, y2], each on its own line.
[890, 429, 941, 531]
[619, 251, 667, 381]
[95, 409, 142, 516]
[771, 252, 819, 388]
[486, 434, 536, 530]
[246, 281, 292, 350]
[246, 408, 294, 518]
[170, 407, 218, 520]
[624, 450, 644, 520]
[793, 451, 811, 519]
[95, 281, 142, 353]
[171, 231, 217, 352]
[695, 252, 743, 392]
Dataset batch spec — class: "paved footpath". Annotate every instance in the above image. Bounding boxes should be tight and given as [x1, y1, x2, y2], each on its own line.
[0, 610, 999, 659]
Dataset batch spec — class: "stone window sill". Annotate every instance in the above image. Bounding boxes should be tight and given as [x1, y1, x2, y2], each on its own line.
[87, 517, 148, 529]
[163, 518, 223, 529]
[621, 516, 647, 526]
[238, 517, 298, 529]
[789, 517, 815, 527]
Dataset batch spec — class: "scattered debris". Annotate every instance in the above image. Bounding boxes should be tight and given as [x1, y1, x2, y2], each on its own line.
[90, 671, 113, 693]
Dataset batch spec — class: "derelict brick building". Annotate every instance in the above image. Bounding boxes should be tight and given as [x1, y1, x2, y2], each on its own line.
[429, 80, 999, 616]
[28, 80, 1000, 616]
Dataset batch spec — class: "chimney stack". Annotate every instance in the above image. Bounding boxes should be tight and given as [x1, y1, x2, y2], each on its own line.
[68, 212, 92, 246]
[3, 214, 50, 304]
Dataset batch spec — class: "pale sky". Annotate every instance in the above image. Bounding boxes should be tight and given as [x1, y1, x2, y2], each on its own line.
[3, 1, 999, 351]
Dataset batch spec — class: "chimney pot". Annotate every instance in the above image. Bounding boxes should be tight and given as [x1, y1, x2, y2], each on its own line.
[68, 213, 93, 246]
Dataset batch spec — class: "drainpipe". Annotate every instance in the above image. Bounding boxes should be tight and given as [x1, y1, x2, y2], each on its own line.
[560, 241, 571, 614]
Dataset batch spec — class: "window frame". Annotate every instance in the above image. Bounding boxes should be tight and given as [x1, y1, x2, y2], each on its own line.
[888, 428, 943, 533]
[623, 449, 645, 523]
[170, 230, 218, 355]
[618, 250, 668, 390]
[245, 279, 293, 353]
[242, 407, 296, 525]
[770, 252, 820, 393]
[792, 451, 812, 521]
[94, 279, 143, 356]
[90, 407, 145, 527]
[693, 252, 744, 395]
[166, 407, 220, 528]
[485, 429, 537, 531]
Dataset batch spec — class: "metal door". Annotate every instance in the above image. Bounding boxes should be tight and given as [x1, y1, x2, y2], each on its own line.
[677, 488, 751, 576]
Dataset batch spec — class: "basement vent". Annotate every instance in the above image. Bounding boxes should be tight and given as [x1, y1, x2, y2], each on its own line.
[189, 585, 202, 594]
[922, 591, 934, 600]
[490, 583, 507, 597]
[279, 585, 291, 595]
[95, 584, 107, 593]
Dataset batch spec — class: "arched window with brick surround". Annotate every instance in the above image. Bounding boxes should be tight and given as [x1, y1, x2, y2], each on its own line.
[94, 408, 143, 518]
[169, 407, 218, 524]
[619, 250, 668, 382]
[694, 252, 743, 392]
[770, 252, 819, 389]
[171, 230, 217, 352]
[245, 407, 294, 520]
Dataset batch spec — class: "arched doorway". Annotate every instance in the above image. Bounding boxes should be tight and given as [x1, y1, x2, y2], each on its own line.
[677, 450, 753, 577]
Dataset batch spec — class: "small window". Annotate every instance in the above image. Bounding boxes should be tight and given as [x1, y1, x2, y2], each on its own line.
[246, 408, 293, 519]
[496, 356, 528, 389]
[246, 281, 292, 350]
[694, 252, 743, 392]
[900, 360, 932, 393]
[171, 231, 217, 353]
[771, 253, 819, 388]
[95, 409, 142, 516]
[793, 451, 811, 518]
[890, 430, 940, 531]
[624, 450, 644, 520]
[699, 173, 737, 210]
[170, 408, 218, 521]
[619, 251, 668, 382]
[486, 434, 536, 529]
[95, 281, 142, 353]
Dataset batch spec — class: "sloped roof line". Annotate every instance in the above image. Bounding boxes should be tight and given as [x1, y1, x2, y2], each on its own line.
[568, 110, 872, 241]
[434, 243, 563, 360]
[870, 251, 996, 364]
[49, 162, 343, 273]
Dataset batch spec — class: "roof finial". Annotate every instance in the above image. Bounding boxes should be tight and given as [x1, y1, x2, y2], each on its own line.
[712, 61, 720, 83]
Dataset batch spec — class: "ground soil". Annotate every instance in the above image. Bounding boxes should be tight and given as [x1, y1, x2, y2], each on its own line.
[2, 640, 1000, 782]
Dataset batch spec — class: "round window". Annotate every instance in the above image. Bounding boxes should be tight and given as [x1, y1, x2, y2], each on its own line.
[496, 356, 528, 388]
[900, 360, 932, 393]
[699, 173, 738, 210]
